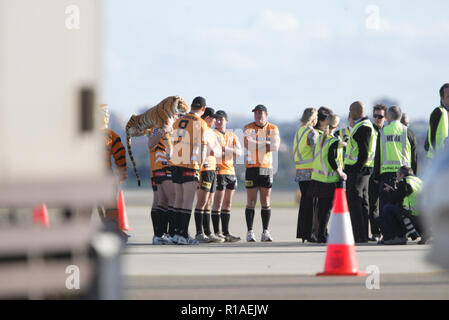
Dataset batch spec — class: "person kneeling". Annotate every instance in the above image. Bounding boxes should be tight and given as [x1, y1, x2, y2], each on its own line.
[378, 166, 426, 245]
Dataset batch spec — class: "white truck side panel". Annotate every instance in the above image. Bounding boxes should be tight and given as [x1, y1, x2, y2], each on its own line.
[0, 0, 116, 206]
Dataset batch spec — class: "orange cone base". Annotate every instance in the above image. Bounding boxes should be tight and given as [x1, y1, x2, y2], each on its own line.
[316, 244, 366, 277]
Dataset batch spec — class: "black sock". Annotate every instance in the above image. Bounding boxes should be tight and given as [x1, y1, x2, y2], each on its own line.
[221, 210, 231, 235]
[194, 209, 204, 235]
[182, 208, 192, 237]
[174, 208, 183, 235]
[245, 208, 255, 231]
[203, 211, 211, 236]
[168, 207, 176, 237]
[158, 206, 168, 236]
[261, 207, 271, 231]
[212, 210, 220, 234]
[150, 208, 160, 237]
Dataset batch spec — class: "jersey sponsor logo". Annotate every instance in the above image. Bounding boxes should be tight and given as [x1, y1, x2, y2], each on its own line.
[154, 170, 167, 177]
[183, 170, 198, 177]
[201, 181, 212, 189]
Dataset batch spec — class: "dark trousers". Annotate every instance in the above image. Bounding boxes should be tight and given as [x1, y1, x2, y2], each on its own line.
[378, 172, 397, 214]
[316, 196, 333, 242]
[346, 171, 370, 242]
[368, 177, 381, 236]
[296, 181, 314, 240]
[378, 204, 407, 240]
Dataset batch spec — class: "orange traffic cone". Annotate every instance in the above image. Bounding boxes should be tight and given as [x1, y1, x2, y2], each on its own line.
[117, 190, 130, 231]
[33, 204, 50, 227]
[317, 187, 365, 276]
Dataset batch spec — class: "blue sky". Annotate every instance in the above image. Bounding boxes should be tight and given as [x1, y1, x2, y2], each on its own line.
[102, 0, 449, 122]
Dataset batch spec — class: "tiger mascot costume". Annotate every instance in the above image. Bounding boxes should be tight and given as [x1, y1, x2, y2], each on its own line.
[126, 96, 189, 186]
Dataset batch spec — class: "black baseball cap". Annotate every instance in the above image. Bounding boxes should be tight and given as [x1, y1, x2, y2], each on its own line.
[192, 96, 207, 109]
[202, 107, 218, 119]
[215, 110, 228, 120]
[252, 104, 268, 113]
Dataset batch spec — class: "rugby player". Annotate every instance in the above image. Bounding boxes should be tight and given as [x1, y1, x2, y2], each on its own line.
[243, 105, 280, 242]
[171, 97, 210, 245]
[211, 110, 243, 242]
[148, 119, 178, 245]
[194, 107, 224, 243]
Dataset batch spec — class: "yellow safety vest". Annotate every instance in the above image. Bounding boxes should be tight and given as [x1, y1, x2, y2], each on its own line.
[311, 136, 343, 183]
[380, 121, 411, 174]
[427, 106, 449, 159]
[344, 119, 376, 168]
[403, 175, 422, 216]
[293, 126, 315, 170]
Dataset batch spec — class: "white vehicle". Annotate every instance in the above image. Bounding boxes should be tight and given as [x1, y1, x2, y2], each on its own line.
[0, 0, 121, 299]
[420, 146, 449, 269]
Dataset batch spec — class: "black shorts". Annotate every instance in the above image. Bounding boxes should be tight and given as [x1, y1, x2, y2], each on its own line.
[245, 167, 273, 189]
[171, 166, 200, 184]
[151, 178, 158, 192]
[216, 174, 237, 191]
[152, 168, 172, 185]
[199, 170, 217, 193]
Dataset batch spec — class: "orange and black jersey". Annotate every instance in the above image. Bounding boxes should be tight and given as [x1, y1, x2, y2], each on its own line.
[243, 122, 279, 169]
[104, 128, 127, 176]
[172, 113, 209, 170]
[214, 129, 238, 175]
[201, 127, 218, 172]
[147, 128, 170, 176]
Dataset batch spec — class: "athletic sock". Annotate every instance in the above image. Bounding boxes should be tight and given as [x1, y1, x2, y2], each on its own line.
[173, 208, 183, 236]
[182, 208, 192, 238]
[168, 207, 176, 237]
[221, 210, 231, 235]
[158, 206, 168, 236]
[150, 207, 160, 237]
[245, 207, 255, 231]
[203, 210, 212, 236]
[261, 207, 271, 231]
[211, 210, 220, 234]
[194, 209, 204, 235]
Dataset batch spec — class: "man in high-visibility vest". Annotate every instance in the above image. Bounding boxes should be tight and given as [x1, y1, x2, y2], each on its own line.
[368, 104, 387, 242]
[378, 166, 426, 245]
[425, 83, 449, 159]
[344, 101, 377, 243]
[374, 106, 417, 215]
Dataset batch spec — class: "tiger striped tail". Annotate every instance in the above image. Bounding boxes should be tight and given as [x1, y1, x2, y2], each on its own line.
[126, 118, 141, 187]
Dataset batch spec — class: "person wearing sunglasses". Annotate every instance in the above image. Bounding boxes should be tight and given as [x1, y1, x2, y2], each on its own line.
[367, 104, 387, 242]
[373, 106, 418, 223]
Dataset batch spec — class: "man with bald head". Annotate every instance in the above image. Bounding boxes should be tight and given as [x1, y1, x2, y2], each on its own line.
[344, 101, 377, 243]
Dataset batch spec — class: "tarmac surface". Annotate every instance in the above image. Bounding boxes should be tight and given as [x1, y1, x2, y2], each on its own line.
[120, 191, 449, 300]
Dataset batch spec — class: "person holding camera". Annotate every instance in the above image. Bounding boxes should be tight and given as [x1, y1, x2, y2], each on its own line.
[378, 166, 426, 245]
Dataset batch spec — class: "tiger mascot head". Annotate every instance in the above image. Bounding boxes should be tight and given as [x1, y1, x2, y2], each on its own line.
[125, 96, 189, 186]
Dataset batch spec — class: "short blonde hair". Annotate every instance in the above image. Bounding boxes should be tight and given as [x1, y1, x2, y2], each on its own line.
[327, 114, 340, 129]
[300, 108, 318, 127]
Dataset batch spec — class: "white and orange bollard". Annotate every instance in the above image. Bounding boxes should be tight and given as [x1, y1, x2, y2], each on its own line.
[317, 186, 365, 276]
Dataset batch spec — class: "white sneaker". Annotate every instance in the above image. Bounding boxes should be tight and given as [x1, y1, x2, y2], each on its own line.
[208, 233, 225, 243]
[261, 230, 273, 242]
[187, 235, 199, 245]
[152, 236, 168, 245]
[246, 230, 256, 242]
[166, 235, 177, 245]
[195, 233, 211, 243]
[173, 234, 187, 245]
[216, 232, 226, 240]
